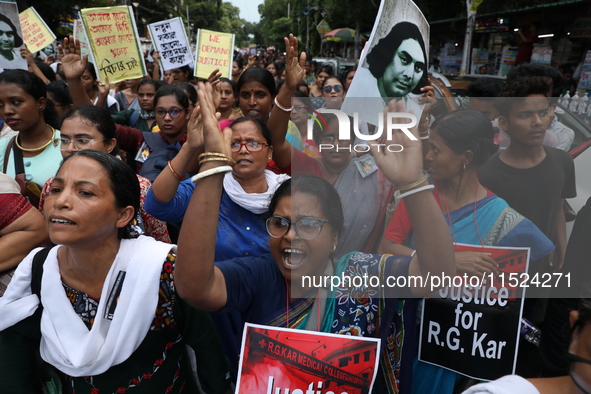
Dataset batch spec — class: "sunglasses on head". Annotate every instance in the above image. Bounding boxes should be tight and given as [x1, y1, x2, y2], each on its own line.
[323, 85, 343, 93]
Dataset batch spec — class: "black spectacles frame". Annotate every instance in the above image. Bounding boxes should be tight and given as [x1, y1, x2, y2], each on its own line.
[266, 215, 329, 240]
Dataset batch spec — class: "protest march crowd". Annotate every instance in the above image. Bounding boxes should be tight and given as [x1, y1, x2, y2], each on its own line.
[1, 1, 591, 393]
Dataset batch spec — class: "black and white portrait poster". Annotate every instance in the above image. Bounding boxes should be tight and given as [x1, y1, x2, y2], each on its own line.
[342, 0, 429, 125]
[0, 1, 27, 72]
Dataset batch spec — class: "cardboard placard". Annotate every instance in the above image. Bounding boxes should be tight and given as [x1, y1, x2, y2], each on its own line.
[80, 6, 146, 83]
[236, 323, 381, 394]
[19, 7, 56, 54]
[148, 17, 193, 71]
[194, 28, 234, 79]
[419, 244, 529, 381]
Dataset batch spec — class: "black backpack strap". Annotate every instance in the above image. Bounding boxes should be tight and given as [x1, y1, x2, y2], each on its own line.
[31, 247, 52, 302]
[3, 136, 14, 173]
[12, 138, 25, 176]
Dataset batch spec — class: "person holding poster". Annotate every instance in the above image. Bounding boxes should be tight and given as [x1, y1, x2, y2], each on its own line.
[377, 109, 554, 393]
[174, 80, 455, 393]
[463, 298, 591, 394]
[0, 13, 27, 72]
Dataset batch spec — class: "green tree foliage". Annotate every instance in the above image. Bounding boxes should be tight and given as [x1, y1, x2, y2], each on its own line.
[19, 0, 251, 47]
[319, 0, 379, 34]
[17, 0, 112, 37]
[258, 0, 294, 49]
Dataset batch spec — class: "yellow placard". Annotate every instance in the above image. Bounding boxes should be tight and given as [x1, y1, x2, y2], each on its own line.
[80, 6, 146, 84]
[195, 29, 234, 79]
[19, 7, 56, 53]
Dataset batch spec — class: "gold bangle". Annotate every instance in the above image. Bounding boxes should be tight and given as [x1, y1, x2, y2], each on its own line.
[396, 171, 429, 192]
[199, 157, 236, 166]
[198, 152, 235, 166]
[168, 160, 184, 181]
[198, 152, 232, 160]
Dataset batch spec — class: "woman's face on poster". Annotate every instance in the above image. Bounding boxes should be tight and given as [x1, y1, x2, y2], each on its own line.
[0, 21, 16, 55]
[380, 38, 425, 97]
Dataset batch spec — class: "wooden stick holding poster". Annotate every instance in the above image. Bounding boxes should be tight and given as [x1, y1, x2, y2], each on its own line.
[418, 244, 530, 381]
[148, 17, 193, 72]
[19, 7, 56, 54]
[80, 6, 146, 84]
[194, 29, 234, 79]
[236, 323, 381, 394]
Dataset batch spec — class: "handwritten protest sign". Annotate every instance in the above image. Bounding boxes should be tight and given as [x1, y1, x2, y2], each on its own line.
[19, 7, 56, 54]
[419, 244, 529, 381]
[195, 29, 234, 78]
[148, 17, 193, 71]
[80, 6, 146, 84]
[74, 14, 96, 67]
[236, 323, 380, 394]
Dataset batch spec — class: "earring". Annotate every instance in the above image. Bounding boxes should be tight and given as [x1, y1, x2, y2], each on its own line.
[331, 245, 337, 254]
[38, 108, 44, 112]
[463, 164, 466, 171]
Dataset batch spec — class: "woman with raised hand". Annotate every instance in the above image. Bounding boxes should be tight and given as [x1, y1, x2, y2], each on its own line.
[379, 109, 553, 269]
[179, 36, 304, 173]
[145, 84, 290, 376]
[0, 69, 62, 207]
[37, 105, 171, 243]
[175, 80, 455, 393]
[80, 63, 119, 113]
[0, 149, 231, 393]
[378, 109, 554, 394]
[269, 37, 436, 255]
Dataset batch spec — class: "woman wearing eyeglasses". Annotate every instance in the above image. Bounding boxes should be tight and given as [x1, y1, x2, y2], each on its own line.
[0, 69, 62, 208]
[170, 65, 192, 85]
[174, 81, 455, 393]
[37, 106, 171, 243]
[144, 114, 289, 378]
[58, 38, 193, 183]
[462, 298, 591, 394]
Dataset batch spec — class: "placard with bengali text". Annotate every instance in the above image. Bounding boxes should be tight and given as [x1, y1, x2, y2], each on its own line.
[80, 6, 146, 84]
[19, 7, 56, 53]
[74, 13, 96, 68]
[148, 17, 193, 72]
